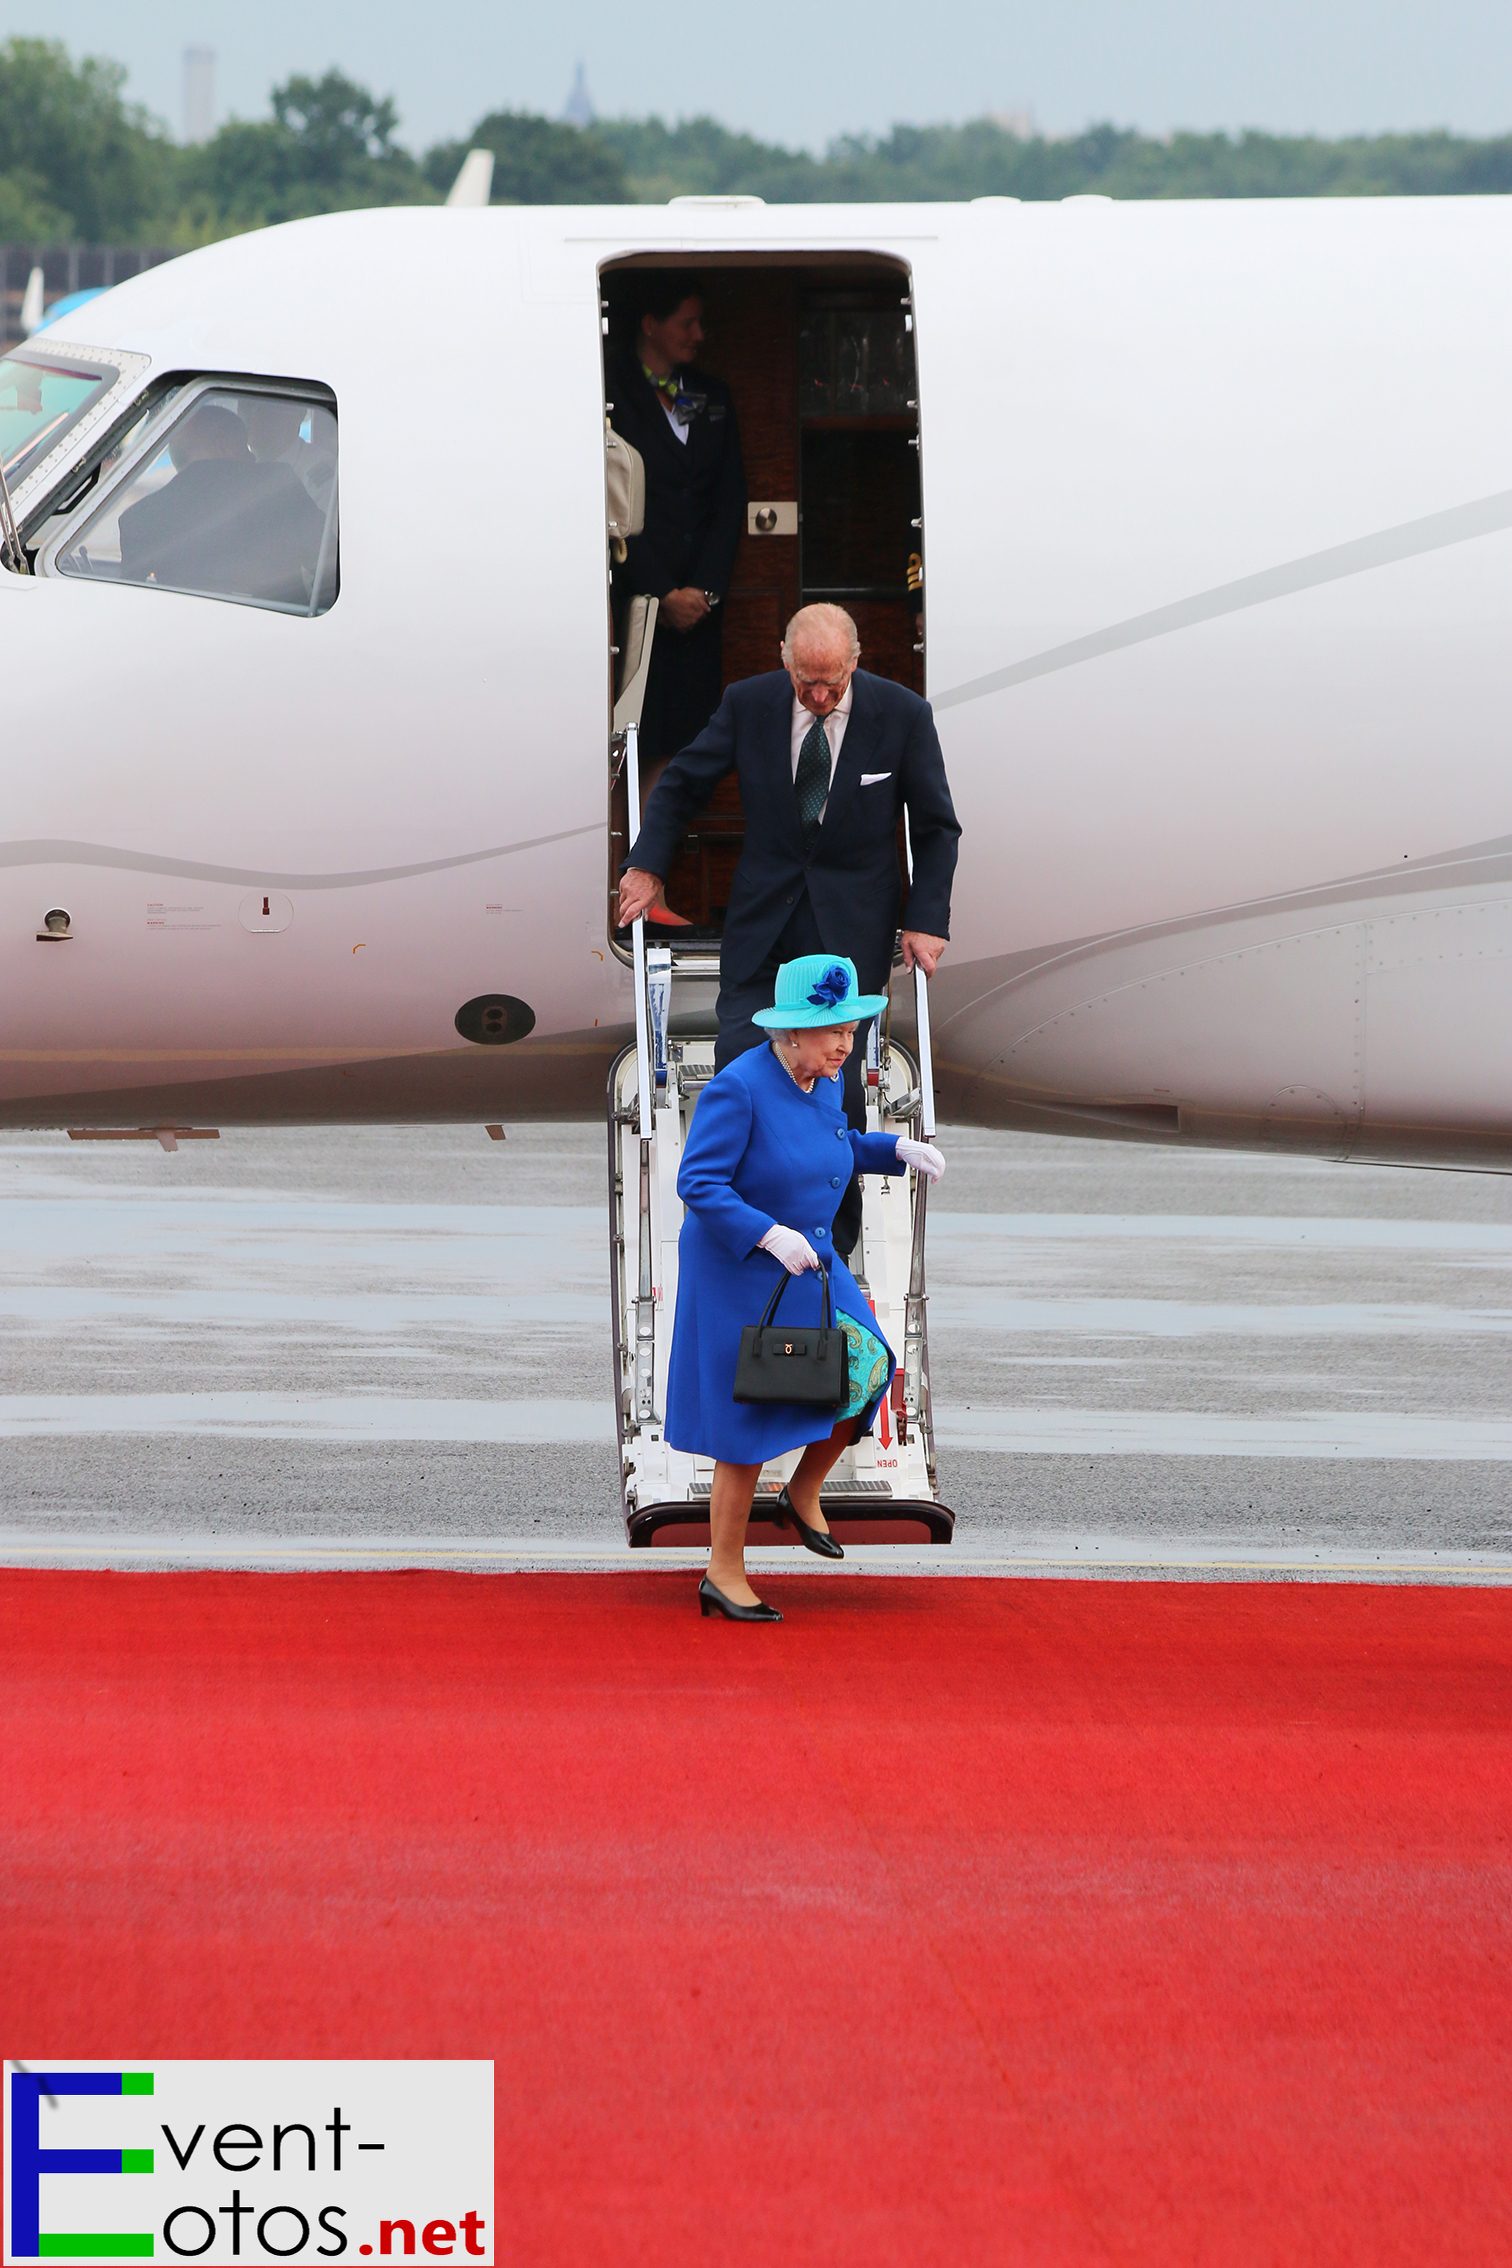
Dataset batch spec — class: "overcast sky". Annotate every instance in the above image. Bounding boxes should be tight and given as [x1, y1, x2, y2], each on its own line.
[8, 0, 1512, 153]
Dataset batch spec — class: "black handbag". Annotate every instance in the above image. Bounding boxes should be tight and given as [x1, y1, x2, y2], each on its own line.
[733, 1265, 849, 1408]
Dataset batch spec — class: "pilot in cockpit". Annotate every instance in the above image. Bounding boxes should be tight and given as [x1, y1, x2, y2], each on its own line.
[118, 401, 324, 607]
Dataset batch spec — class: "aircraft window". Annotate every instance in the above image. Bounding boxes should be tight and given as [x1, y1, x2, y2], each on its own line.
[54, 386, 339, 617]
[0, 354, 115, 486]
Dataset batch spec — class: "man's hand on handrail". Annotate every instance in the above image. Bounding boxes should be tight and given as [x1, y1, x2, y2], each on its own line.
[618, 868, 691, 928]
[901, 930, 946, 976]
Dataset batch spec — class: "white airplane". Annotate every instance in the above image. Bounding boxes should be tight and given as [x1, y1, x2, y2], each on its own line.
[1, 194, 1506, 1172]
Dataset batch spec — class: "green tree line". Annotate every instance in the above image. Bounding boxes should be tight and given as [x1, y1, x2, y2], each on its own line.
[5, 35, 1512, 245]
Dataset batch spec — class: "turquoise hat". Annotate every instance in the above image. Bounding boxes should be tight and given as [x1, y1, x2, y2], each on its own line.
[751, 953, 889, 1030]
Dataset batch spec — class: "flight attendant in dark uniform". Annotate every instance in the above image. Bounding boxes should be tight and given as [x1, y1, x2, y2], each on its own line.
[607, 272, 747, 763]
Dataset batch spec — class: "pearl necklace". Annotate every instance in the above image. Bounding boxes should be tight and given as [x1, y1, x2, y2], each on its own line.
[770, 1041, 817, 1093]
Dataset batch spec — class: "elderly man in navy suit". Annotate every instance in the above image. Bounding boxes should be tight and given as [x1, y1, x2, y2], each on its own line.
[619, 602, 960, 1255]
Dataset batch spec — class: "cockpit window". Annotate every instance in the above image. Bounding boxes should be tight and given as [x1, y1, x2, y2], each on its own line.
[0, 353, 115, 485]
[54, 385, 339, 617]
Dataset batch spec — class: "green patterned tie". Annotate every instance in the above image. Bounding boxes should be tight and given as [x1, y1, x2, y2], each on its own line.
[794, 715, 831, 849]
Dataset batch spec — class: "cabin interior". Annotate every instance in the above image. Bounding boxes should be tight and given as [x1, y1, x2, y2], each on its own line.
[603, 252, 921, 954]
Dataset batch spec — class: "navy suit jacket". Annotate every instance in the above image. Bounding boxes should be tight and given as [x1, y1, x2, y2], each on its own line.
[607, 352, 745, 602]
[626, 668, 961, 992]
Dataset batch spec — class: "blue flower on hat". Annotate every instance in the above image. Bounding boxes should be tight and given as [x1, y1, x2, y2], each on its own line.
[808, 963, 851, 1009]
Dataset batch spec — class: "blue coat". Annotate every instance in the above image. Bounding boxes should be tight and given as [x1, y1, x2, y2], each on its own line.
[666, 1043, 901, 1465]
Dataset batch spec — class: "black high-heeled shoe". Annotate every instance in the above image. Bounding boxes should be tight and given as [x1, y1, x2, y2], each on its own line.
[775, 1485, 844, 1560]
[699, 1575, 783, 1622]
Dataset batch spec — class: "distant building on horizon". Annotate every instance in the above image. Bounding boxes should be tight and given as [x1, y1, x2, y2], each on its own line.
[561, 63, 595, 130]
[183, 46, 216, 144]
[991, 108, 1037, 140]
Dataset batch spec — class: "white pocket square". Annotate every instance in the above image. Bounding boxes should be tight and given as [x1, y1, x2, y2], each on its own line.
[859, 771, 892, 786]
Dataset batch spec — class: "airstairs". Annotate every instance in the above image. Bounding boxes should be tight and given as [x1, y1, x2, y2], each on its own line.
[608, 713, 953, 1549]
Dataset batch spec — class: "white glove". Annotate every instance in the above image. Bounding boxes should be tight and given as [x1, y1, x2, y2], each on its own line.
[895, 1136, 946, 1183]
[759, 1224, 821, 1274]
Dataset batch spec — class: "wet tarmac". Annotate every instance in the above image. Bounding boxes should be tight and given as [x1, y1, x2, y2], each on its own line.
[1, 1123, 1508, 1570]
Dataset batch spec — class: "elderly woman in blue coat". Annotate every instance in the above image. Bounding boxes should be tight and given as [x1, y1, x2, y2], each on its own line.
[667, 953, 945, 1621]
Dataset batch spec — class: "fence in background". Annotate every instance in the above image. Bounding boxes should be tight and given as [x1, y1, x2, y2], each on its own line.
[1, 245, 182, 348]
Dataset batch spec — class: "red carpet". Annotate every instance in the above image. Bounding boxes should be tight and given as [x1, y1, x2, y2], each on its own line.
[4, 1570, 1510, 2265]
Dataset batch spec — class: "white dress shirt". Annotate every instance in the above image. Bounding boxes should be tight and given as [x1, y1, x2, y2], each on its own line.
[789, 682, 853, 825]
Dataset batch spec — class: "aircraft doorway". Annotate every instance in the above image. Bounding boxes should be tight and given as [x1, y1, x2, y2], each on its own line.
[602, 253, 922, 950]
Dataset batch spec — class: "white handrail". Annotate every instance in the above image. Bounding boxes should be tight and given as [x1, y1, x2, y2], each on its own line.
[624, 720, 653, 1143]
[900, 808, 937, 1138]
[623, 718, 658, 1422]
[913, 960, 936, 1141]
[899, 810, 937, 1485]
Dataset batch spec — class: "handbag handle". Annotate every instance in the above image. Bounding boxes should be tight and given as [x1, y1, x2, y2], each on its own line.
[757, 1259, 833, 1332]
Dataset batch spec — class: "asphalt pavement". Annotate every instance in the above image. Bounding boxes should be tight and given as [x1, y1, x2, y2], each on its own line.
[1, 1121, 1507, 1572]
